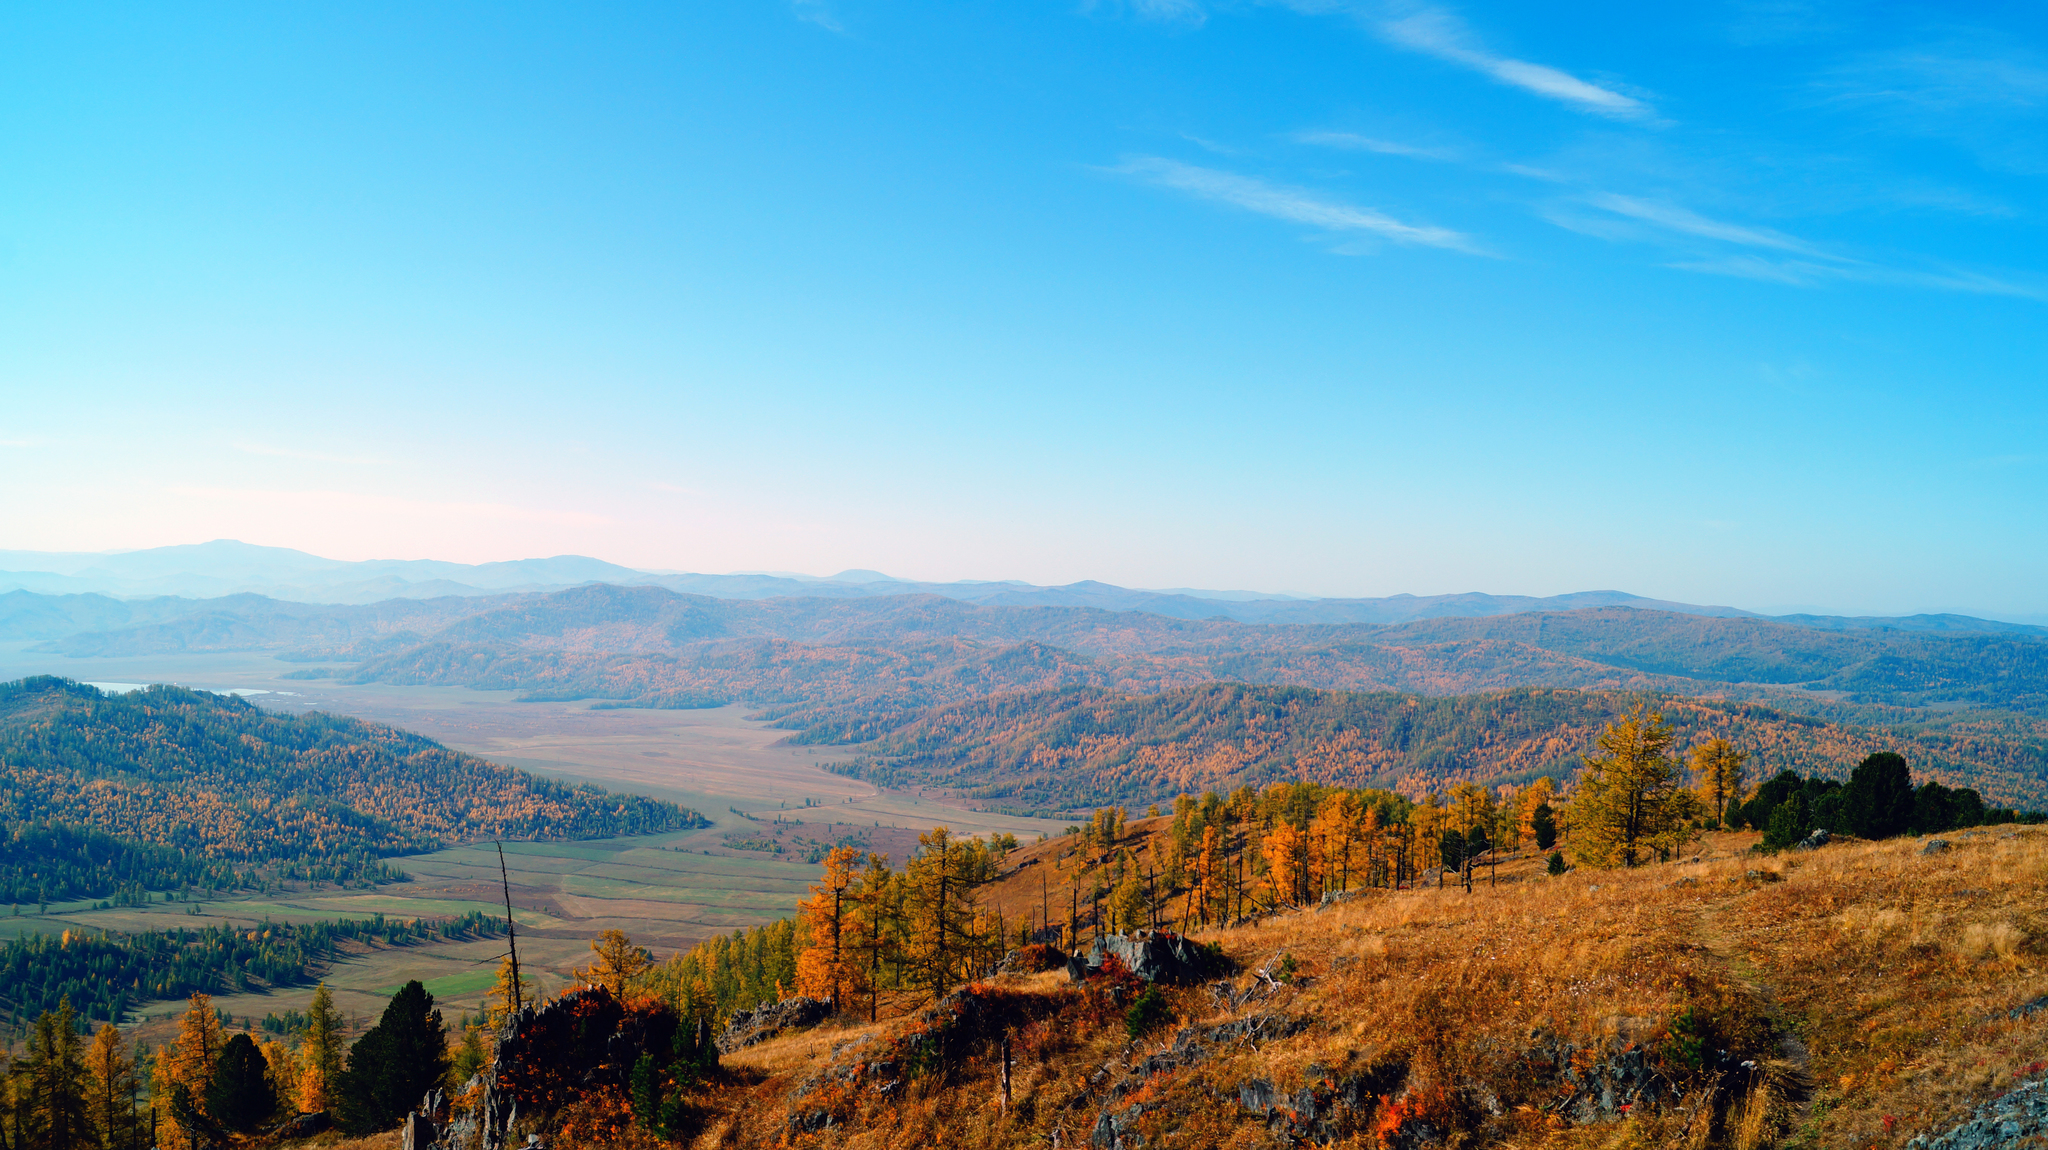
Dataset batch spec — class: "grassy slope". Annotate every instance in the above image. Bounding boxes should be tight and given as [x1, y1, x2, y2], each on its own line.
[688, 825, 2048, 1149]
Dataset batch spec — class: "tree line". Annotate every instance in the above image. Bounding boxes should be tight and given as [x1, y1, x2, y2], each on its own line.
[0, 913, 502, 1040]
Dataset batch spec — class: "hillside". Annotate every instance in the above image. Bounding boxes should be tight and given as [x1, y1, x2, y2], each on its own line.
[839, 684, 2048, 811]
[0, 676, 704, 871]
[23, 586, 2048, 724]
[296, 590, 2048, 720]
[465, 824, 2048, 1150]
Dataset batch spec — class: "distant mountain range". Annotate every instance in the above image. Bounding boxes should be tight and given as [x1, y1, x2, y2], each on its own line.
[4, 567, 2046, 806]
[1, 539, 2039, 634]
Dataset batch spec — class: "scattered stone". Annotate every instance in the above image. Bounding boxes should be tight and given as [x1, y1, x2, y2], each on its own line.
[2009, 996, 2048, 1021]
[1923, 839, 1951, 856]
[1794, 828, 1831, 851]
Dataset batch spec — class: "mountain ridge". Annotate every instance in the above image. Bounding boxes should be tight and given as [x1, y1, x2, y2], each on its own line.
[7, 540, 2036, 632]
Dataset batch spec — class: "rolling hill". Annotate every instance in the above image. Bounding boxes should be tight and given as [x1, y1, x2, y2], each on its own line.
[836, 683, 2048, 813]
[0, 676, 704, 875]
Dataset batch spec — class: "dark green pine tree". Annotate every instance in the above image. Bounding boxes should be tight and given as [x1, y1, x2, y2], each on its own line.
[333, 981, 450, 1134]
[207, 1033, 277, 1133]
[25, 999, 91, 1150]
[1531, 802, 1558, 851]
[1842, 752, 1915, 840]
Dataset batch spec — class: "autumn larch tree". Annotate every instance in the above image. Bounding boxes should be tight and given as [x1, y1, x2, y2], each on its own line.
[905, 827, 980, 1004]
[578, 929, 653, 999]
[297, 983, 345, 1114]
[482, 954, 536, 1032]
[1571, 705, 1697, 868]
[795, 845, 864, 1007]
[83, 1023, 142, 1150]
[156, 992, 224, 1150]
[1688, 738, 1749, 828]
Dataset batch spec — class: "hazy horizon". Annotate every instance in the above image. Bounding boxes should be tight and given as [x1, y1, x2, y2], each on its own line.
[2, 537, 2042, 624]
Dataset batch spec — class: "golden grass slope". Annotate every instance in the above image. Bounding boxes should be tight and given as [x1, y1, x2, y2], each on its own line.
[679, 826, 2048, 1149]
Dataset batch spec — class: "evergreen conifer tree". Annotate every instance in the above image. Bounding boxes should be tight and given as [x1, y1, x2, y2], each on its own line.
[332, 981, 449, 1135]
[205, 1034, 275, 1133]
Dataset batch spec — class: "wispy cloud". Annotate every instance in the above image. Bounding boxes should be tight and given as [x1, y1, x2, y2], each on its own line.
[1585, 193, 1828, 257]
[1290, 129, 1455, 161]
[235, 443, 393, 466]
[1113, 156, 1483, 252]
[791, 0, 845, 34]
[1180, 132, 1245, 156]
[1568, 192, 2046, 300]
[1372, 4, 1657, 122]
[1814, 41, 2048, 173]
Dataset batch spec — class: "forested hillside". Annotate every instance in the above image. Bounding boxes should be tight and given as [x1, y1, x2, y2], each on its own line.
[21, 586, 2048, 810]
[27, 585, 2048, 722]
[837, 684, 2048, 813]
[0, 677, 704, 881]
[306, 589, 2048, 724]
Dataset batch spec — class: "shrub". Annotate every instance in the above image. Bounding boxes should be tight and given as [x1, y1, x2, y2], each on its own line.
[1125, 985, 1170, 1039]
[1546, 851, 1566, 876]
[1014, 943, 1067, 973]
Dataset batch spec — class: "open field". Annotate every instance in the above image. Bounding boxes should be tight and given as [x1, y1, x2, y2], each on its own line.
[0, 642, 1066, 1033]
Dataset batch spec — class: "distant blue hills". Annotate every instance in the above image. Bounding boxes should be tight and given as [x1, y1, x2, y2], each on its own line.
[0, 538, 2038, 636]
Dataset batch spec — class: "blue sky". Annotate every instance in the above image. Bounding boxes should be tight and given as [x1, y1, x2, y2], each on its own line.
[2, 1, 2044, 617]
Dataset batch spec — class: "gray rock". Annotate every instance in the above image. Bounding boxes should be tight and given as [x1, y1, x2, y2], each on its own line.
[1923, 838, 1950, 855]
[1069, 931, 1213, 984]
[1794, 828, 1831, 851]
[1906, 1077, 2048, 1148]
[1237, 1078, 1278, 1113]
[718, 995, 833, 1053]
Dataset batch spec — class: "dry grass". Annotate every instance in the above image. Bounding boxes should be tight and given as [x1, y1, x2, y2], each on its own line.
[653, 827, 2048, 1149]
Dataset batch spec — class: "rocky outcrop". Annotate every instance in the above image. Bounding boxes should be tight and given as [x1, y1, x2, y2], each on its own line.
[1907, 1078, 2048, 1149]
[467, 987, 712, 1150]
[1064, 931, 1220, 985]
[717, 996, 832, 1053]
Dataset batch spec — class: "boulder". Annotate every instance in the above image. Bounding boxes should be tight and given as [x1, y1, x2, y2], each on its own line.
[1794, 829, 1831, 851]
[1923, 838, 1950, 856]
[1068, 931, 1213, 984]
